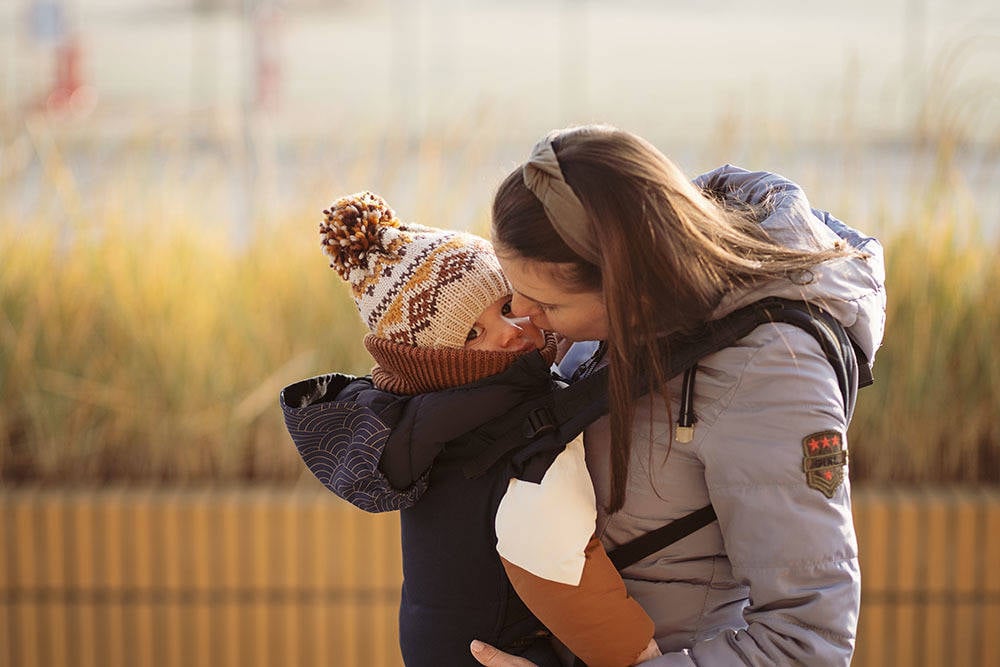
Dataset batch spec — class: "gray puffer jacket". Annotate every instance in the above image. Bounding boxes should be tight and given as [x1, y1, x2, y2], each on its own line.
[564, 165, 886, 666]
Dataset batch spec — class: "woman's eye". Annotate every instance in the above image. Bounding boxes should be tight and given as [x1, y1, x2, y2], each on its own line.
[501, 301, 512, 316]
[466, 326, 483, 343]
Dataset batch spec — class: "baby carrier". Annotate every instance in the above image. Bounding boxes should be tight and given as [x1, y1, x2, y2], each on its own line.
[280, 298, 871, 666]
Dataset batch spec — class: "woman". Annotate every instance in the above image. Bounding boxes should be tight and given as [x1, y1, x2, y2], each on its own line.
[471, 125, 885, 666]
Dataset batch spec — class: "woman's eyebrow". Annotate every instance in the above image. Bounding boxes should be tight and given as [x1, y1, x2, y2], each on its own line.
[515, 290, 557, 308]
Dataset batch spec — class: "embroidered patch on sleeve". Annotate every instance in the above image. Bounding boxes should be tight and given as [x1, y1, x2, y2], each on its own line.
[802, 430, 848, 498]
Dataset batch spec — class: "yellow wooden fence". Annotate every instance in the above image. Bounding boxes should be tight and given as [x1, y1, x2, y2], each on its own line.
[1, 487, 997, 666]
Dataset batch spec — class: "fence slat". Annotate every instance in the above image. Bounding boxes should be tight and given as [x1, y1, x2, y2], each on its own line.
[309, 495, 335, 665]
[183, 491, 211, 667]
[921, 494, 949, 667]
[952, 490, 979, 667]
[893, 489, 920, 667]
[70, 495, 97, 667]
[161, 492, 183, 667]
[0, 494, 12, 667]
[13, 492, 40, 667]
[984, 492, 1000, 667]
[341, 501, 362, 667]
[218, 495, 241, 667]
[41, 493, 68, 667]
[127, 492, 156, 667]
[0, 493, 10, 593]
[0, 595, 9, 667]
[249, 493, 271, 667]
[285, 496, 307, 666]
[854, 489, 889, 667]
[105, 491, 127, 667]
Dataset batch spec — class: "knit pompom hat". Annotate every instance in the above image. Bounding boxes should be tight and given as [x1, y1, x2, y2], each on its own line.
[321, 191, 553, 394]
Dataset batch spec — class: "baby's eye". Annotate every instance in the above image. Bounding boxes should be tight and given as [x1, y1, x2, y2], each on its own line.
[466, 325, 484, 343]
[501, 300, 512, 316]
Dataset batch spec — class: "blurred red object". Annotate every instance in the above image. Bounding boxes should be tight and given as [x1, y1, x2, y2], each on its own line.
[44, 34, 97, 115]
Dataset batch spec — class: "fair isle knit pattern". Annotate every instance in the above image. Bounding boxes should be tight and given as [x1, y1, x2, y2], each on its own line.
[320, 192, 511, 349]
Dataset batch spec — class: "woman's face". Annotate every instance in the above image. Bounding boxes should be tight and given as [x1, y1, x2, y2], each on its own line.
[496, 253, 608, 342]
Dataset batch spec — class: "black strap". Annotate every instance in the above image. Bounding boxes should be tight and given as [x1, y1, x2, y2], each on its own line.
[464, 298, 866, 479]
[569, 506, 720, 667]
[464, 298, 865, 489]
[606, 504, 718, 571]
[460, 369, 610, 479]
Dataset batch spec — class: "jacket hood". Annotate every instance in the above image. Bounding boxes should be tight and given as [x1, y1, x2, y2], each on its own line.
[695, 164, 887, 364]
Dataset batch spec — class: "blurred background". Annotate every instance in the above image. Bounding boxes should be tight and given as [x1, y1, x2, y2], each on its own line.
[1, 0, 999, 665]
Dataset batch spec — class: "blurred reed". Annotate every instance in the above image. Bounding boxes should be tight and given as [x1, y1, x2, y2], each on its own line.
[848, 170, 1000, 484]
[0, 147, 371, 482]
[0, 118, 997, 485]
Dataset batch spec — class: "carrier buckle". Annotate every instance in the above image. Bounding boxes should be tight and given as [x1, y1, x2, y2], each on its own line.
[523, 407, 556, 439]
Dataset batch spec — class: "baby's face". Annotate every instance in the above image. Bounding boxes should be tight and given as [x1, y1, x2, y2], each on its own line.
[464, 296, 547, 353]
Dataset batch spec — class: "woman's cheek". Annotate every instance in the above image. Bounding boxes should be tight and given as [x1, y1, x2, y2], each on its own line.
[530, 313, 552, 332]
[547, 314, 580, 340]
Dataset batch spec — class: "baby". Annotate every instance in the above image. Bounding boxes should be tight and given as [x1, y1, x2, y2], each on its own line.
[281, 192, 659, 666]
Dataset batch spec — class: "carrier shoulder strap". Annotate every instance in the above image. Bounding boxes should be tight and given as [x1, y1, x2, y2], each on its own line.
[463, 298, 864, 513]
[460, 367, 610, 479]
[606, 504, 719, 571]
[556, 296, 865, 433]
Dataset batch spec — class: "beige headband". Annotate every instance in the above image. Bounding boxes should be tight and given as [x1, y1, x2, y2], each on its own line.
[522, 132, 601, 264]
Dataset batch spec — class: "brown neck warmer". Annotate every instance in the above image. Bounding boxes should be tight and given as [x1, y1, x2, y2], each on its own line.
[364, 333, 558, 395]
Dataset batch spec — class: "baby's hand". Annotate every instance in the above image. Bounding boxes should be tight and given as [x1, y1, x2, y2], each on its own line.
[470, 640, 537, 666]
[633, 638, 662, 664]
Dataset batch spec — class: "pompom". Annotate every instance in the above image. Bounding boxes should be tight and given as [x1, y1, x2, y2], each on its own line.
[319, 191, 405, 283]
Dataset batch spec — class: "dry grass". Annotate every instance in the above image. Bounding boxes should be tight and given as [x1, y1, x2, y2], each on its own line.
[848, 175, 1000, 484]
[0, 120, 997, 485]
[0, 194, 370, 483]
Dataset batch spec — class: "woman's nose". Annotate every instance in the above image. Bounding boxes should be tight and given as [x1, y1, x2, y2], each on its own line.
[508, 293, 533, 318]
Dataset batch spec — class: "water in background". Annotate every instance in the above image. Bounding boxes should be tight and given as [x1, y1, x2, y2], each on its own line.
[2, 0, 998, 237]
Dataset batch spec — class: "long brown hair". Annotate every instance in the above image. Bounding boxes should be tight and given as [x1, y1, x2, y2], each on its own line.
[492, 124, 855, 514]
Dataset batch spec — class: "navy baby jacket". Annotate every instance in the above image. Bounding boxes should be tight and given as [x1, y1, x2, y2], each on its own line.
[280, 351, 568, 666]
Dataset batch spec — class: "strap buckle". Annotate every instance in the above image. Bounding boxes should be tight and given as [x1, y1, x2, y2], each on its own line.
[523, 406, 556, 439]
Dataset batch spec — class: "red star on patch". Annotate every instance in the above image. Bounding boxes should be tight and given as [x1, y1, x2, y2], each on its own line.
[823, 470, 833, 480]
[808, 438, 820, 452]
